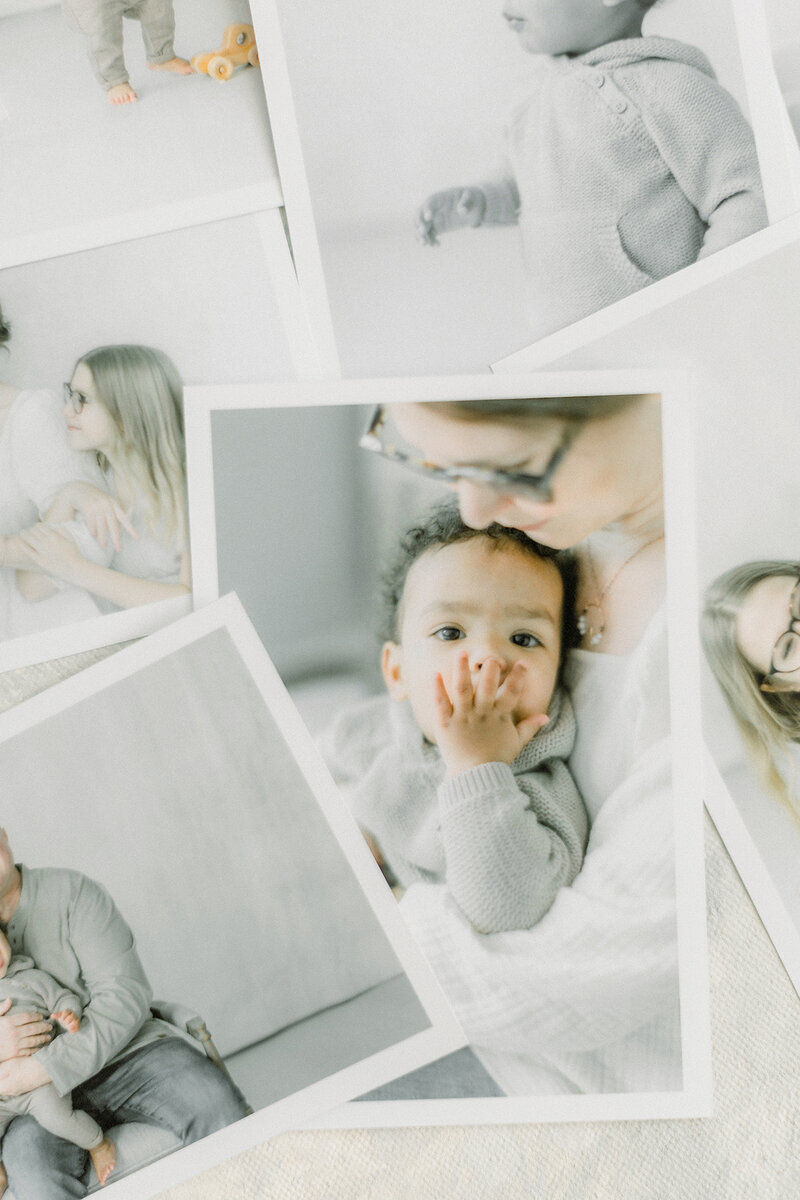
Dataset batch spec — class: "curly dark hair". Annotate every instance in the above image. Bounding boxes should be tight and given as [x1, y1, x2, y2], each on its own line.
[380, 499, 578, 668]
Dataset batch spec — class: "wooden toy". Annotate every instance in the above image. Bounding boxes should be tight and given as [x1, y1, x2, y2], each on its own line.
[191, 24, 259, 81]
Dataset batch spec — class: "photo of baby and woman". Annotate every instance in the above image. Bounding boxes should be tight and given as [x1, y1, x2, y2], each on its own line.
[185, 377, 709, 1118]
[258, 0, 776, 376]
[0, 210, 302, 669]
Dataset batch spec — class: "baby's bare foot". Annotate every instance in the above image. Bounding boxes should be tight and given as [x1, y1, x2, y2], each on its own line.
[107, 82, 137, 105]
[52, 1009, 80, 1033]
[148, 56, 193, 76]
[89, 1137, 116, 1187]
[0, 1160, 9, 1198]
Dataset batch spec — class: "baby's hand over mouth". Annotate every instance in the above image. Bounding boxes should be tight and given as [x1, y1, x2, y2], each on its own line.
[434, 652, 548, 776]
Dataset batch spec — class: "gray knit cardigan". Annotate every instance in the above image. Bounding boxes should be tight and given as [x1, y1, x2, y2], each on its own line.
[320, 689, 588, 934]
[477, 36, 767, 338]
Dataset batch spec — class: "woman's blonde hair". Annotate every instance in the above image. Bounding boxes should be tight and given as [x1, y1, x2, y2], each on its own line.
[702, 561, 800, 810]
[75, 345, 185, 546]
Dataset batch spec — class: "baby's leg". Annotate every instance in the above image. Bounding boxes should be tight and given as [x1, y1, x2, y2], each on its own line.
[24, 1085, 104, 1152]
[24, 1086, 116, 1186]
[0, 1160, 7, 1199]
[131, 0, 192, 76]
[63, 0, 137, 103]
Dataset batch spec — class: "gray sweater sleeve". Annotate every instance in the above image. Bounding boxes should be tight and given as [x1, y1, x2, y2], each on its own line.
[477, 173, 521, 225]
[34, 876, 153, 1097]
[437, 697, 588, 934]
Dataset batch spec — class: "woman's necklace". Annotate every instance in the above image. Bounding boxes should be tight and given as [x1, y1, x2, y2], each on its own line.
[577, 534, 664, 647]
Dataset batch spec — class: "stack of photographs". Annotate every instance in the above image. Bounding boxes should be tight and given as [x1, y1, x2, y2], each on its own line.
[0, 0, 798, 1195]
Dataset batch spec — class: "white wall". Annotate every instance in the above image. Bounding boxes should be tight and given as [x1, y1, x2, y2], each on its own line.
[3, 627, 403, 1055]
[0, 2, 54, 16]
[209, 403, 447, 687]
[0, 216, 294, 391]
[764, 0, 800, 48]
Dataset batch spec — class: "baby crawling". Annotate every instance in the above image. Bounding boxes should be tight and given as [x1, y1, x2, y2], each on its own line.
[0, 931, 115, 1193]
[322, 501, 589, 934]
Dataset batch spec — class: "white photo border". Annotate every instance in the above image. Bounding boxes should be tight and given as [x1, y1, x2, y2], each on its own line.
[248, 0, 341, 376]
[0, 593, 466, 1198]
[732, 0, 800, 221]
[184, 368, 714, 1125]
[0, 182, 284, 273]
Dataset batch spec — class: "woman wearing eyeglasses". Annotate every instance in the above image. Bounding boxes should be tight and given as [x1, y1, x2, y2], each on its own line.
[1, 312, 104, 637]
[0, 342, 189, 630]
[354, 392, 676, 1096]
[702, 562, 800, 807]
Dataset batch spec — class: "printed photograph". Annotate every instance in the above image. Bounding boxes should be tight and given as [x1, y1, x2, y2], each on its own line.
[0, 598, 463, 1198]
[497, 209, 800, 1010]
[185, 374, 711, 1122]
[0, 209, 302, 670]
[0, 0, 279, 260]
[256, 0, 776, 376]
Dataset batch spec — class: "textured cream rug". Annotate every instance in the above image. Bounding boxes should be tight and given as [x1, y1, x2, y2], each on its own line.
[3, 649, 797, 1199]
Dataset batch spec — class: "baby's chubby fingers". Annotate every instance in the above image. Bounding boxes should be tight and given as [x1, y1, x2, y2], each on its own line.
[113, 502, 139, 544]
[493, 659, 529, 712]
[515, 711, 550, 749]
[414, 204, 439, 246]
[433, 672, 454, 724]
[449, 650, 475, 714]
[473, 657, 505, 710]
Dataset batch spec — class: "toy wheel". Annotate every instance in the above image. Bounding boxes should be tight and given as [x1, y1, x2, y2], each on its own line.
[248, 46, 260, 68]
[208, 55, 234, 81]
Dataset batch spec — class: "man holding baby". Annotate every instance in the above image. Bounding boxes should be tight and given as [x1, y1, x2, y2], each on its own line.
[0, 827, 247, 1197]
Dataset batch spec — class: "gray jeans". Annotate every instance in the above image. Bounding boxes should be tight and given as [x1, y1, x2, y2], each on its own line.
[63, 0, 176, 89]
[0, 1086, 102, 1152]
[1, 1037, 248, 1200]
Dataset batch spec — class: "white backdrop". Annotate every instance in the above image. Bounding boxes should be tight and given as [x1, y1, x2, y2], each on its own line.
[0, 215, 294, 390]
[2, 627, 403, 1056]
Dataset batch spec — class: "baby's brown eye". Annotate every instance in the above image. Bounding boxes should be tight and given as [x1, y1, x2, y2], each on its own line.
[511, 632, 541, 648]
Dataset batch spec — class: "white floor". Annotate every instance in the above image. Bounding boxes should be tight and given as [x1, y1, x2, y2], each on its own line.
[320, 221, 533, 377]
[0, 0, 279, 245]
[224, 974, 431, 1110]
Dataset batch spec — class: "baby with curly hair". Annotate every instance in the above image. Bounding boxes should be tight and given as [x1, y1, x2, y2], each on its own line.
[322, 501, 589, 935]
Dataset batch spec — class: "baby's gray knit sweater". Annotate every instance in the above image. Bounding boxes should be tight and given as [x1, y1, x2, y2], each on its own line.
[477, 36, 766, 338]
[320, 688, 588, 934]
